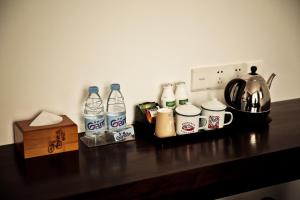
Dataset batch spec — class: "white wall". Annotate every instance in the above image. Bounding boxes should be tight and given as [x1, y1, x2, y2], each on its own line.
[0, 0, 300, 145]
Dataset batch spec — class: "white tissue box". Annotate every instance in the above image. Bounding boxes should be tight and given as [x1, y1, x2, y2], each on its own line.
[14, 115, 78, 159]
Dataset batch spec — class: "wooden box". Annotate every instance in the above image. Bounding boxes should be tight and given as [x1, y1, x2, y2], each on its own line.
[14, 115, 78, 159]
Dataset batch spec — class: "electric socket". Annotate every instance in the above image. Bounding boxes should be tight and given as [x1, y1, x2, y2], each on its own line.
[191, 63, 248, 91]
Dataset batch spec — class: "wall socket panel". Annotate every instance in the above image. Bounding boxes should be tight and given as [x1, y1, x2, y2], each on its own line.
[191, 63, 248, 91]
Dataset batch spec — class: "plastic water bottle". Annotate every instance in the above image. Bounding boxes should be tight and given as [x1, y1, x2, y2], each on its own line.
[107, 83, 126, 131]
[83, 86, 105, 137]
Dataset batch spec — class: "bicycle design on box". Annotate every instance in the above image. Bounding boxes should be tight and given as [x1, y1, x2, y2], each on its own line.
[48, 129, 66, 153]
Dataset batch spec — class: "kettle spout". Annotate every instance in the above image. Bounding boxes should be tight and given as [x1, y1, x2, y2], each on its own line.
[267, 73, 276, 89]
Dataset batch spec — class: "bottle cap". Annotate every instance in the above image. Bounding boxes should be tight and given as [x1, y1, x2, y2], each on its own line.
[175, 82, 186, 87]
[111, 83, 120, 90]
[88, 86, 99, 93]
[163, 83, 173, 88]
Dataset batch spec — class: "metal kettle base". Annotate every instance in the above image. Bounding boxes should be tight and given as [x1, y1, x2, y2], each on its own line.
[227, 107, 272, 127]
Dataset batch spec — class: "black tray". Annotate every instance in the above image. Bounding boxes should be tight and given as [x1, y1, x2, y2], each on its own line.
[134, 105, 271, 145]
[134, 122, 270, 148]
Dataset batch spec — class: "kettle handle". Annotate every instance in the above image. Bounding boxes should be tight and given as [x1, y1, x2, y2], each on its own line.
[224, 79, 246, 109]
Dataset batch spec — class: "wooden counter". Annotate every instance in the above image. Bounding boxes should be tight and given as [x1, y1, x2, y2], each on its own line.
[0, 99, 300, 199]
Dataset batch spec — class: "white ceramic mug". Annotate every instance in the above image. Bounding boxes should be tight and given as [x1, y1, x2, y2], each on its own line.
[201, 109, 233, 130]
[201, 98, 233, 130]
[175, 104, 208, 135]
[155, 108, 176, 138]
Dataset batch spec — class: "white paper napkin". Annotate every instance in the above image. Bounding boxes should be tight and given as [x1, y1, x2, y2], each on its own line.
[29, 111, 63, 127]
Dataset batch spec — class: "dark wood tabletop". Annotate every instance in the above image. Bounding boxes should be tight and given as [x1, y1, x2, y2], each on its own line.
[1, 99, 300, 200]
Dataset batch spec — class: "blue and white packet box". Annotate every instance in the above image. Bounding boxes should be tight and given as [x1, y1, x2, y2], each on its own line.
[112, 125, 135, 142]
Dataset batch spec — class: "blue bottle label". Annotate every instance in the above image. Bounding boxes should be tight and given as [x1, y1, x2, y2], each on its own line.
[107, 112, 126, 131]
[84, 115, 105, 134]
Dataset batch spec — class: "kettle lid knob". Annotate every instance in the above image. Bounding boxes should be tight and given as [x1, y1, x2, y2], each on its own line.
[250, 66, 258, 75]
